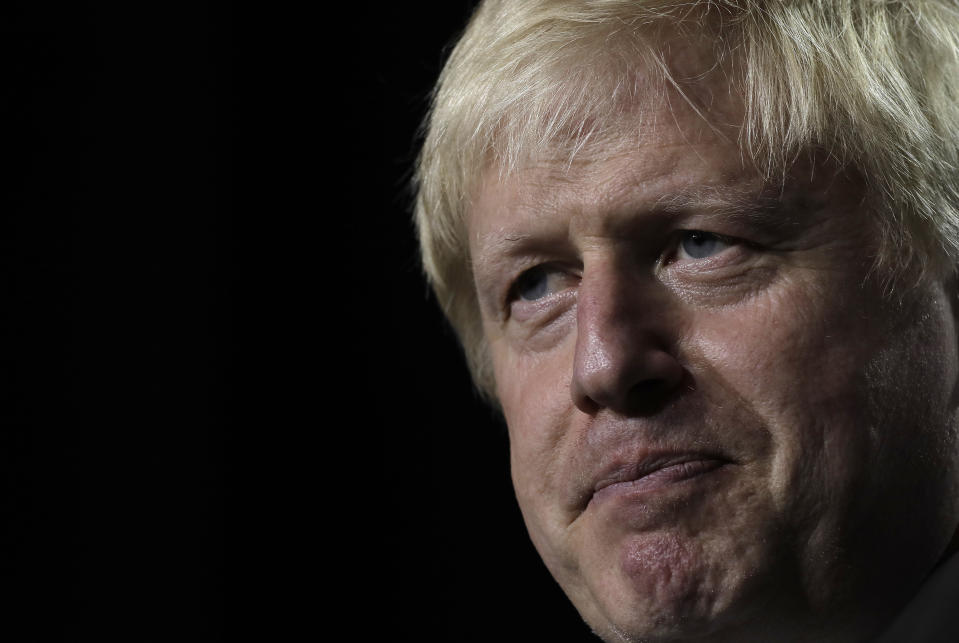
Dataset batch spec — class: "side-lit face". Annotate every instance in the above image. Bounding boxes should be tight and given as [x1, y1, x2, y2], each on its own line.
[468, 89, 959, 641]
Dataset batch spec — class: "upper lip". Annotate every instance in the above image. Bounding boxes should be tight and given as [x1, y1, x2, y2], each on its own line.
[588, 450, 730, 503]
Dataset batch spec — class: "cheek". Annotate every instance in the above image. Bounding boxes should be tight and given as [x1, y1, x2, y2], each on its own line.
[493, 338, 590, 576]
[688, 288, 832, 420]
[856, 289, 959, 506]
[495, 341, 574, 504]
[686, 280, 882, 500]
[688, 273, 959, 549]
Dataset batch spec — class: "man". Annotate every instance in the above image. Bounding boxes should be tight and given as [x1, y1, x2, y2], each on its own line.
[413, 1, 959, 640]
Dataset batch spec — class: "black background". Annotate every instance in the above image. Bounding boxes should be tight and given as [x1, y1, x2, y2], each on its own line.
[0, 2, 601, 641]
[0, 3, 228, 641]
[360, 4, 597, 642]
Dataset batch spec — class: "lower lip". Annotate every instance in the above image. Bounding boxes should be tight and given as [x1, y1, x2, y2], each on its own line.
[591, 459, 727, 506]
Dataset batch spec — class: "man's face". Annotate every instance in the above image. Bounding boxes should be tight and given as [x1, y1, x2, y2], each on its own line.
[468, 84, 959, 640]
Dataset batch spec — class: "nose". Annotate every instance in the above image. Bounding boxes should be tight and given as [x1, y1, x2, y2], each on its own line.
[571, 260, 684, 415]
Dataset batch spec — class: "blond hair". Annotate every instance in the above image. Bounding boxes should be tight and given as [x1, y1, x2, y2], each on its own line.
[414, 0, 959, 399]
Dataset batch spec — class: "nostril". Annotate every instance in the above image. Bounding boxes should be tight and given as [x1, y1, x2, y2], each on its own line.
[633, 379, 668, 393]
[571, 355, 686, 416]
[621, 377, 683, 416]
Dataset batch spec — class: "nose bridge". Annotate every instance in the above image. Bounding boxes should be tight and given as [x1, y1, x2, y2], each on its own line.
[572, 255, 682, 414]
[575, 256, 636, 368]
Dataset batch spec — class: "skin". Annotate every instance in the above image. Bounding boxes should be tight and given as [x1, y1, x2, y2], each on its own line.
[467, 83, 959, 641]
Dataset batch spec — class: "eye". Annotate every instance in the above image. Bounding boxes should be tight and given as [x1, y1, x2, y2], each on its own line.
[676, 231, 730, 260]
[508, 264, 575, 304]
[512, 266, 553, 302]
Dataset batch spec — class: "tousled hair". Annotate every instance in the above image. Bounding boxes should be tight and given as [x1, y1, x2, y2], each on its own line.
[414, 0, 959, 399]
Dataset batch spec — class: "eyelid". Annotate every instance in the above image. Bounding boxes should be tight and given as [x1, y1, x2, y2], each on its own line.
[505, 262, 580, 312]
[507, 263, 559, 302]
[663, 230, 740, 265]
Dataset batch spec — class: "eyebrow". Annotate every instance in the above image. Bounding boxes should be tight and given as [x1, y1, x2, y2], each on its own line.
[654, 185, 784, 223]
[655, 183, 832, 240]
[471, 227, 572, 311]
[483, 185, 805, 250]
[472, 182, 825, 290]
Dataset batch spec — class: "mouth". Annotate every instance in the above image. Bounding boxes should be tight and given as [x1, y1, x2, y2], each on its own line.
[590, 456, 729, 507]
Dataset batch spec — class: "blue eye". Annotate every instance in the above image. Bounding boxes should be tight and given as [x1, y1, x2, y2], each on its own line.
[678, 231, 729, 260]
[514, 266, 551, 301]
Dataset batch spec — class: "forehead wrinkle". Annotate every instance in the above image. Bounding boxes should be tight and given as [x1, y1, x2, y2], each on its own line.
[471, 157, 629, 262]
[564, 149, 686, 240]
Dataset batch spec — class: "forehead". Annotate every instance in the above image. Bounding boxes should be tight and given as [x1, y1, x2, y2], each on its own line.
[464, 36, 760, 236]
[465, 24, 753, 239]
[468, 101, 754, 254]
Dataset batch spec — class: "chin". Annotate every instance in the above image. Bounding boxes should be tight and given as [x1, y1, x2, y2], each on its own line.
[571, 531, 790, 643]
